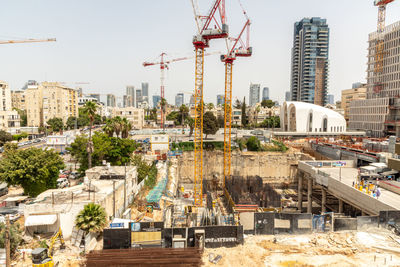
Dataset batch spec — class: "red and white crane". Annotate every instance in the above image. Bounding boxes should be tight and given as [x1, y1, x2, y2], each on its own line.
[143, 51, 219, 130]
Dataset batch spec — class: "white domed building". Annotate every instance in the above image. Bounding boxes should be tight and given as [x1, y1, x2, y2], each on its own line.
[280, 101, 346, 133]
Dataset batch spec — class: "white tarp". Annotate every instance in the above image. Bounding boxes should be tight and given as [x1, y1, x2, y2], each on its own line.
[25, 214, 57, 227]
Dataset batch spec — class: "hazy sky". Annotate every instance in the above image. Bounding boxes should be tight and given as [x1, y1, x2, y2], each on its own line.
[1, 0, 400, 105]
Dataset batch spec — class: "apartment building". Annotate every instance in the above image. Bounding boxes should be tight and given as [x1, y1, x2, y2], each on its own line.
[341, 83, 367, 122]
[0, 81, 20, 134]
[290, 18, 329, 106]
[26, 82, 78, 127]
[349, 21, 400, 137]
[11, 90, 26, 110]
[247, 104, 280, 125]
[249, 83, 260, 106]
[111, 107, 144, 130]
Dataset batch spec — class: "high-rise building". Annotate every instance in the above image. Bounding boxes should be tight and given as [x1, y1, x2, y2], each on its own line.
[217, 95, 224, 106]
[141, 83, 149, 104]
[26, 82, 78, 127]
[11, 90, 26, 110]
[107, 94, 116, 107]
[249, 83, 260, 106]
[135, 89, 142, 108]
[152, 95, 161, 108]
[125, 86, 135, 107]
[327, 94, 334, 105]
[175, 93, 184, 107]
[285, 91, 291, 101]
[290, 17, 329, 106]
[262, 87, 269, 101]
[349, 21, 400, 137]
[0, 81, 20, 134]
[189, 95, 195, 106]
[341, 83, 367, 122]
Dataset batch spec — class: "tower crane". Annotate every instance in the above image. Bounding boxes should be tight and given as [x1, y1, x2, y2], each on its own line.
[373, 0, 395, 93]
[221, 9, 252, 188]
[143, 51, 220, 131]
[191, 0, 228, 206]
[0, 38, 56, 45]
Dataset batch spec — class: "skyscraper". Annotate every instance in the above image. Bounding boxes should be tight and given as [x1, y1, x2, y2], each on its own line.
[285, 91, 291, 101]
[217, 94, 224, 106]
[141, 83, 149, 104]
[136, 89, 142, 108]
[125, 86, 135, 107]
[152, 95, 161, 108]
[107, 94, 116, 107]
[290, 17, 329, 106]
[175, 93, 184, 107]
[262, 87, 269, 101]
[249, 83, 260, 106]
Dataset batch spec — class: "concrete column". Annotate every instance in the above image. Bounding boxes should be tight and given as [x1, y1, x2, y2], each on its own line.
[361, 210, 366, 216]
[338, 199, 343, 214]
[321, 189, 326, 213]
[307, 178, 312, 213]
[298, 174, 303, 212]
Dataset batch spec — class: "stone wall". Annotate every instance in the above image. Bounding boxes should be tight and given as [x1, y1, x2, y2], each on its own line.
[177, 151, 308, 184]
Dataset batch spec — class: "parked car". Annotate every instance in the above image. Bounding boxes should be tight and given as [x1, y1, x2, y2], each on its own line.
[57, 178, 69, 189]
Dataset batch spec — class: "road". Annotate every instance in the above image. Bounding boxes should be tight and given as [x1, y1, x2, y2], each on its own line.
[322, 167, 400, 210]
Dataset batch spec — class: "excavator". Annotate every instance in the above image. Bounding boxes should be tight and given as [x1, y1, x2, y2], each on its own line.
[31, 227, 65, 267]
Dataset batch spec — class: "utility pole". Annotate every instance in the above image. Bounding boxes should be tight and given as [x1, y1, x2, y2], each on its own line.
[5, 215, 10, 267]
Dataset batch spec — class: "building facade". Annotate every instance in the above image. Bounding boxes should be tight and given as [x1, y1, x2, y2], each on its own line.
[26, 82, 78, 127]
[141, 83, 149, 104]
[290, 17, 329, 106]
[125, 86, 135, 107]
[341, 83, 367, 122]
[285, 91, 291, 101]
[262, 87, 269, 101]
[175, 93, 184, 107]
[135, 89, 142, 108]
[349, 21, 400, 137]
[107, 94, 116, 107]
[0, 81, 20, 134]
[111, 107, 144, 129]
[249, 83, 260, 106]
[11, 90, 26, 110]
[327, 94, 334, 105]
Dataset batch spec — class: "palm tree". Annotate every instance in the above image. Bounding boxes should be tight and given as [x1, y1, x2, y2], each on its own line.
[75, 203, 107, 233]
[112, 116, 123, 138]
[121, 118, 132, 138]
[103, 119, 114, 137]
[83, 101, 98, 169]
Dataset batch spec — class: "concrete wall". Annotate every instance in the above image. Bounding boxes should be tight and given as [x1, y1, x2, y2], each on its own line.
[334, 218, 357, 231]
[178, 151, 304, 183]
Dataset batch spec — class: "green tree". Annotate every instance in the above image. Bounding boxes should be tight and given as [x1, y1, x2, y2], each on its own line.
[166, 111, 181, 125]
[13, 108, 27, 127]
[66, 116, 78, 130]
[12, 132, 28, 141]
[83, 101, 98, 169]
[234, 99, 242, 109]
[246, 136, 261, 151]
[241, 97, 248, 127]
[261, 99, 275, 108]
[217, 115, 225, 128]
[103, 119, 114, 137]
[75, 203, 107, 233]
[186, 117, 194, 137]
[112, 116, 123, 138]
[0, 147, 64, 197]
[47, 117, 64, 132]
[179, 104, 189, 126]
[68, 132, 138, 172]
[0, 130, 12, 147]
[150, 108, 158, 123]
[203, 111, 218, 139]
[206, 103, 214, 111]
[132, 155, 157, 188]
[0, 222, 22, 256]
[254, 105, 261, 127]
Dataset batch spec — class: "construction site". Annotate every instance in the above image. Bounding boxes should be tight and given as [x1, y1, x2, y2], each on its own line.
[2, 0, 400, 266]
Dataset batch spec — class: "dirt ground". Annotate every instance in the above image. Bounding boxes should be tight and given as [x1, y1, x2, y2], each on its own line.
[202, 228, 400, 267]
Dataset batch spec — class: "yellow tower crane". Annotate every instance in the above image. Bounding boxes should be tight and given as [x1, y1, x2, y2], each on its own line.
[221, 8, 251, 188]
[191, 0, 228, 206]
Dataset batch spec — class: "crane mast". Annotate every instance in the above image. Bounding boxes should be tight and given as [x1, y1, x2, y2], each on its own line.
[192, 0, 228, 206]
[222, 18, 251, 188]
